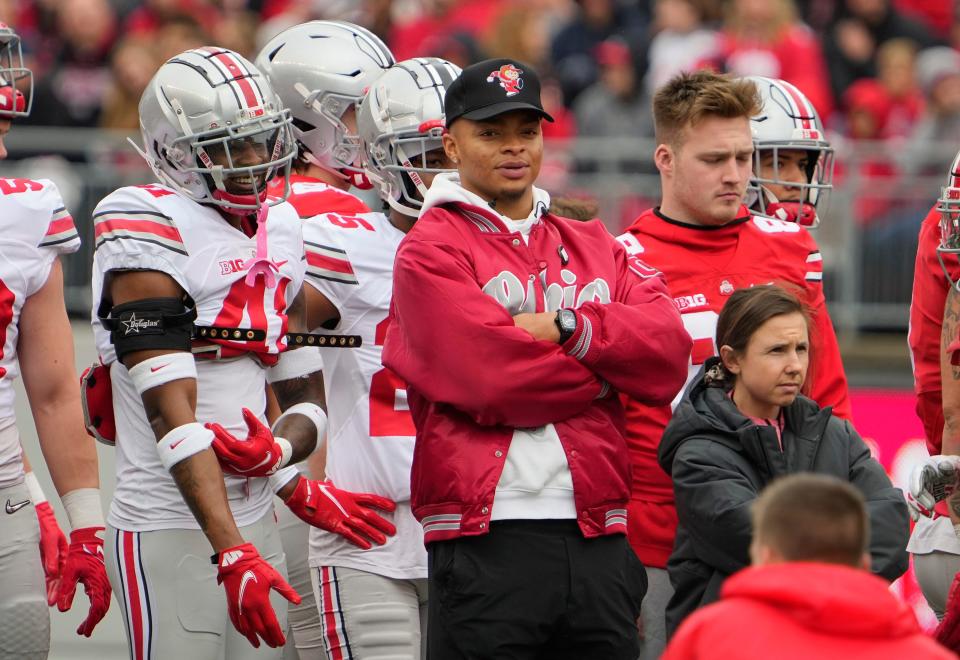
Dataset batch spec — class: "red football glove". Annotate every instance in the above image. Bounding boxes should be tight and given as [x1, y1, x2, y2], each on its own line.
[283, 477, 397, 550]
[57, 527, 111, 636]
[35, 501, 67, 605]
[216, 542, 301, 648]
[207, 408, 291, 477]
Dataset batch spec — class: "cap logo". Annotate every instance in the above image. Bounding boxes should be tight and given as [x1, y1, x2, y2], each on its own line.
[487, 64, 524, 97]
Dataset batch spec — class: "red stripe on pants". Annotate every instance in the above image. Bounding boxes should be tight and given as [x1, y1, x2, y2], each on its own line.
[321, 567, 346, 660]
[123, 531, 145, 660]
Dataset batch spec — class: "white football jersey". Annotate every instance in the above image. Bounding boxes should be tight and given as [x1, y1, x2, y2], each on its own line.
[303, 210, 425, 579]
[0, 178, 79, 489]
[91, 184, 306, 531]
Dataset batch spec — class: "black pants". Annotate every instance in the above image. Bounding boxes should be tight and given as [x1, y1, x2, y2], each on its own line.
[427, 519, 647, 660]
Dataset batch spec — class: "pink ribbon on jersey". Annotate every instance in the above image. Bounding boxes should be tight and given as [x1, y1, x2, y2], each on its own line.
[243, 204, 279, 288]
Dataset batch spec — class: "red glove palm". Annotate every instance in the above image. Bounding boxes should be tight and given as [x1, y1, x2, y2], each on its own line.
[57, 527, 112, 636]
[207, 408, 290, 477]
[216, 542, 301, 648]
[284, 477, 397, 550]
[35, 501, 67, 605]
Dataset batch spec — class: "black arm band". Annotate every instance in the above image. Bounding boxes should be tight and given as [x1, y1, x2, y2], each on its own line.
[97, 297, 197, 360]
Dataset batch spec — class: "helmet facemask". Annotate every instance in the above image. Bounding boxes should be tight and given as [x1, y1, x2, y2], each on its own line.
[0, 27, 32, 118]
[368, 120, 451, 217]
[296, 85, 370, 188]
[938, 185, 960, 289]
[157, 107, 295, 214]
[749, 142, 834, 228]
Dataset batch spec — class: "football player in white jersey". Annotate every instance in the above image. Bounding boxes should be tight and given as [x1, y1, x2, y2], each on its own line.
[745, 76, 834, 228]
[91, 47, 395, 659]
[254, 22, 395, 660]
[0, 22, 111, 660]
[299, 56, 461, 660]
[260, 21, 395, 218]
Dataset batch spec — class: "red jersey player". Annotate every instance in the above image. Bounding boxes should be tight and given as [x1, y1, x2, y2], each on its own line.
[617, 71, 850, 655]
[907, 150, 960, 642]
[910, 198, 955, 454]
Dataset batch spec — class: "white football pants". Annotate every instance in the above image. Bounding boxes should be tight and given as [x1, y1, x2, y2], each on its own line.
[106, 510, 289, 660]
[311, 565, 427, 660]
[0, 480, 48, 660]
[277, 503, 324, 660]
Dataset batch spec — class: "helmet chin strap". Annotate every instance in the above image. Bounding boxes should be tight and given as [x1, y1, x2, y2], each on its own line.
[302, 150, 372, 188]
[348, 169, 374, 190]
[211, 187, 269, 216]
[762, 187, 818, 227]
[396, 145, 430, 201]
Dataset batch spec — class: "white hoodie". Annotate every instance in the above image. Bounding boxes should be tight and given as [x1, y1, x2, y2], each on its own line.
[420, 172, 576, 522]
[421, 172, 551, 244]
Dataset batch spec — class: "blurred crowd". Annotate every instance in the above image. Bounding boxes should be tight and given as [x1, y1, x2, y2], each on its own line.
[1, 0, 957, 225]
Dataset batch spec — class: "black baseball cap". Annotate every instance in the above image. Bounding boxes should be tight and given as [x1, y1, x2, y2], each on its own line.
[444, 58, 555, 128]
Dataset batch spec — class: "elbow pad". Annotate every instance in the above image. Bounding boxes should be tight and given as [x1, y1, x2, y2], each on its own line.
[97, 297, 197, 360]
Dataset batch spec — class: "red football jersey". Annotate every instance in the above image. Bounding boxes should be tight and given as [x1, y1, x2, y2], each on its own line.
[909, 204, 955, 454]
[618, 206, 851, 567]
[268, 173, 371, 217]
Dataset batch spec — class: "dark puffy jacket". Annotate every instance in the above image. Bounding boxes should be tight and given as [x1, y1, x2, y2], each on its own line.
[658, 357, 910, 639]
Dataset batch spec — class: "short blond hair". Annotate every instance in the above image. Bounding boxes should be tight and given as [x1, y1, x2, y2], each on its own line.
[653, 70, 761, 147]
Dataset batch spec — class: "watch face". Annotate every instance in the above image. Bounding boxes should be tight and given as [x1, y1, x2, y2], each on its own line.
[560, 310, 577, 333]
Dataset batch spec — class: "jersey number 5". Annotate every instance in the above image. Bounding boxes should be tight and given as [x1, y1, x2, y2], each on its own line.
[0, 178, 42, 195]
[370, 317, 415, 437]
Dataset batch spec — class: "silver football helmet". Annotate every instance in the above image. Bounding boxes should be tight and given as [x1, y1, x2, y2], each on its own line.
[255, 21, 395, 189]
[0, 23, 31, 118]
[746, 76, 834, 228]
[135, 47, 295, 212]
[357, 57, 461, 216]
[937, 149, 960, 288]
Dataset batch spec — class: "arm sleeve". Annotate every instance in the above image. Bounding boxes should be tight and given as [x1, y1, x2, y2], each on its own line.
[671, 440, 756, 576]
[266, 347, 324, 383]
[800, 236, 851, 420]
[562, 237, 692, 405]
[844, 419, 911, 581]
[383, 237, 604, 428]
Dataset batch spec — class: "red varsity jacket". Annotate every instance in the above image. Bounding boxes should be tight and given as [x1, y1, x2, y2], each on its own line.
[382, 177, 691, 543]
